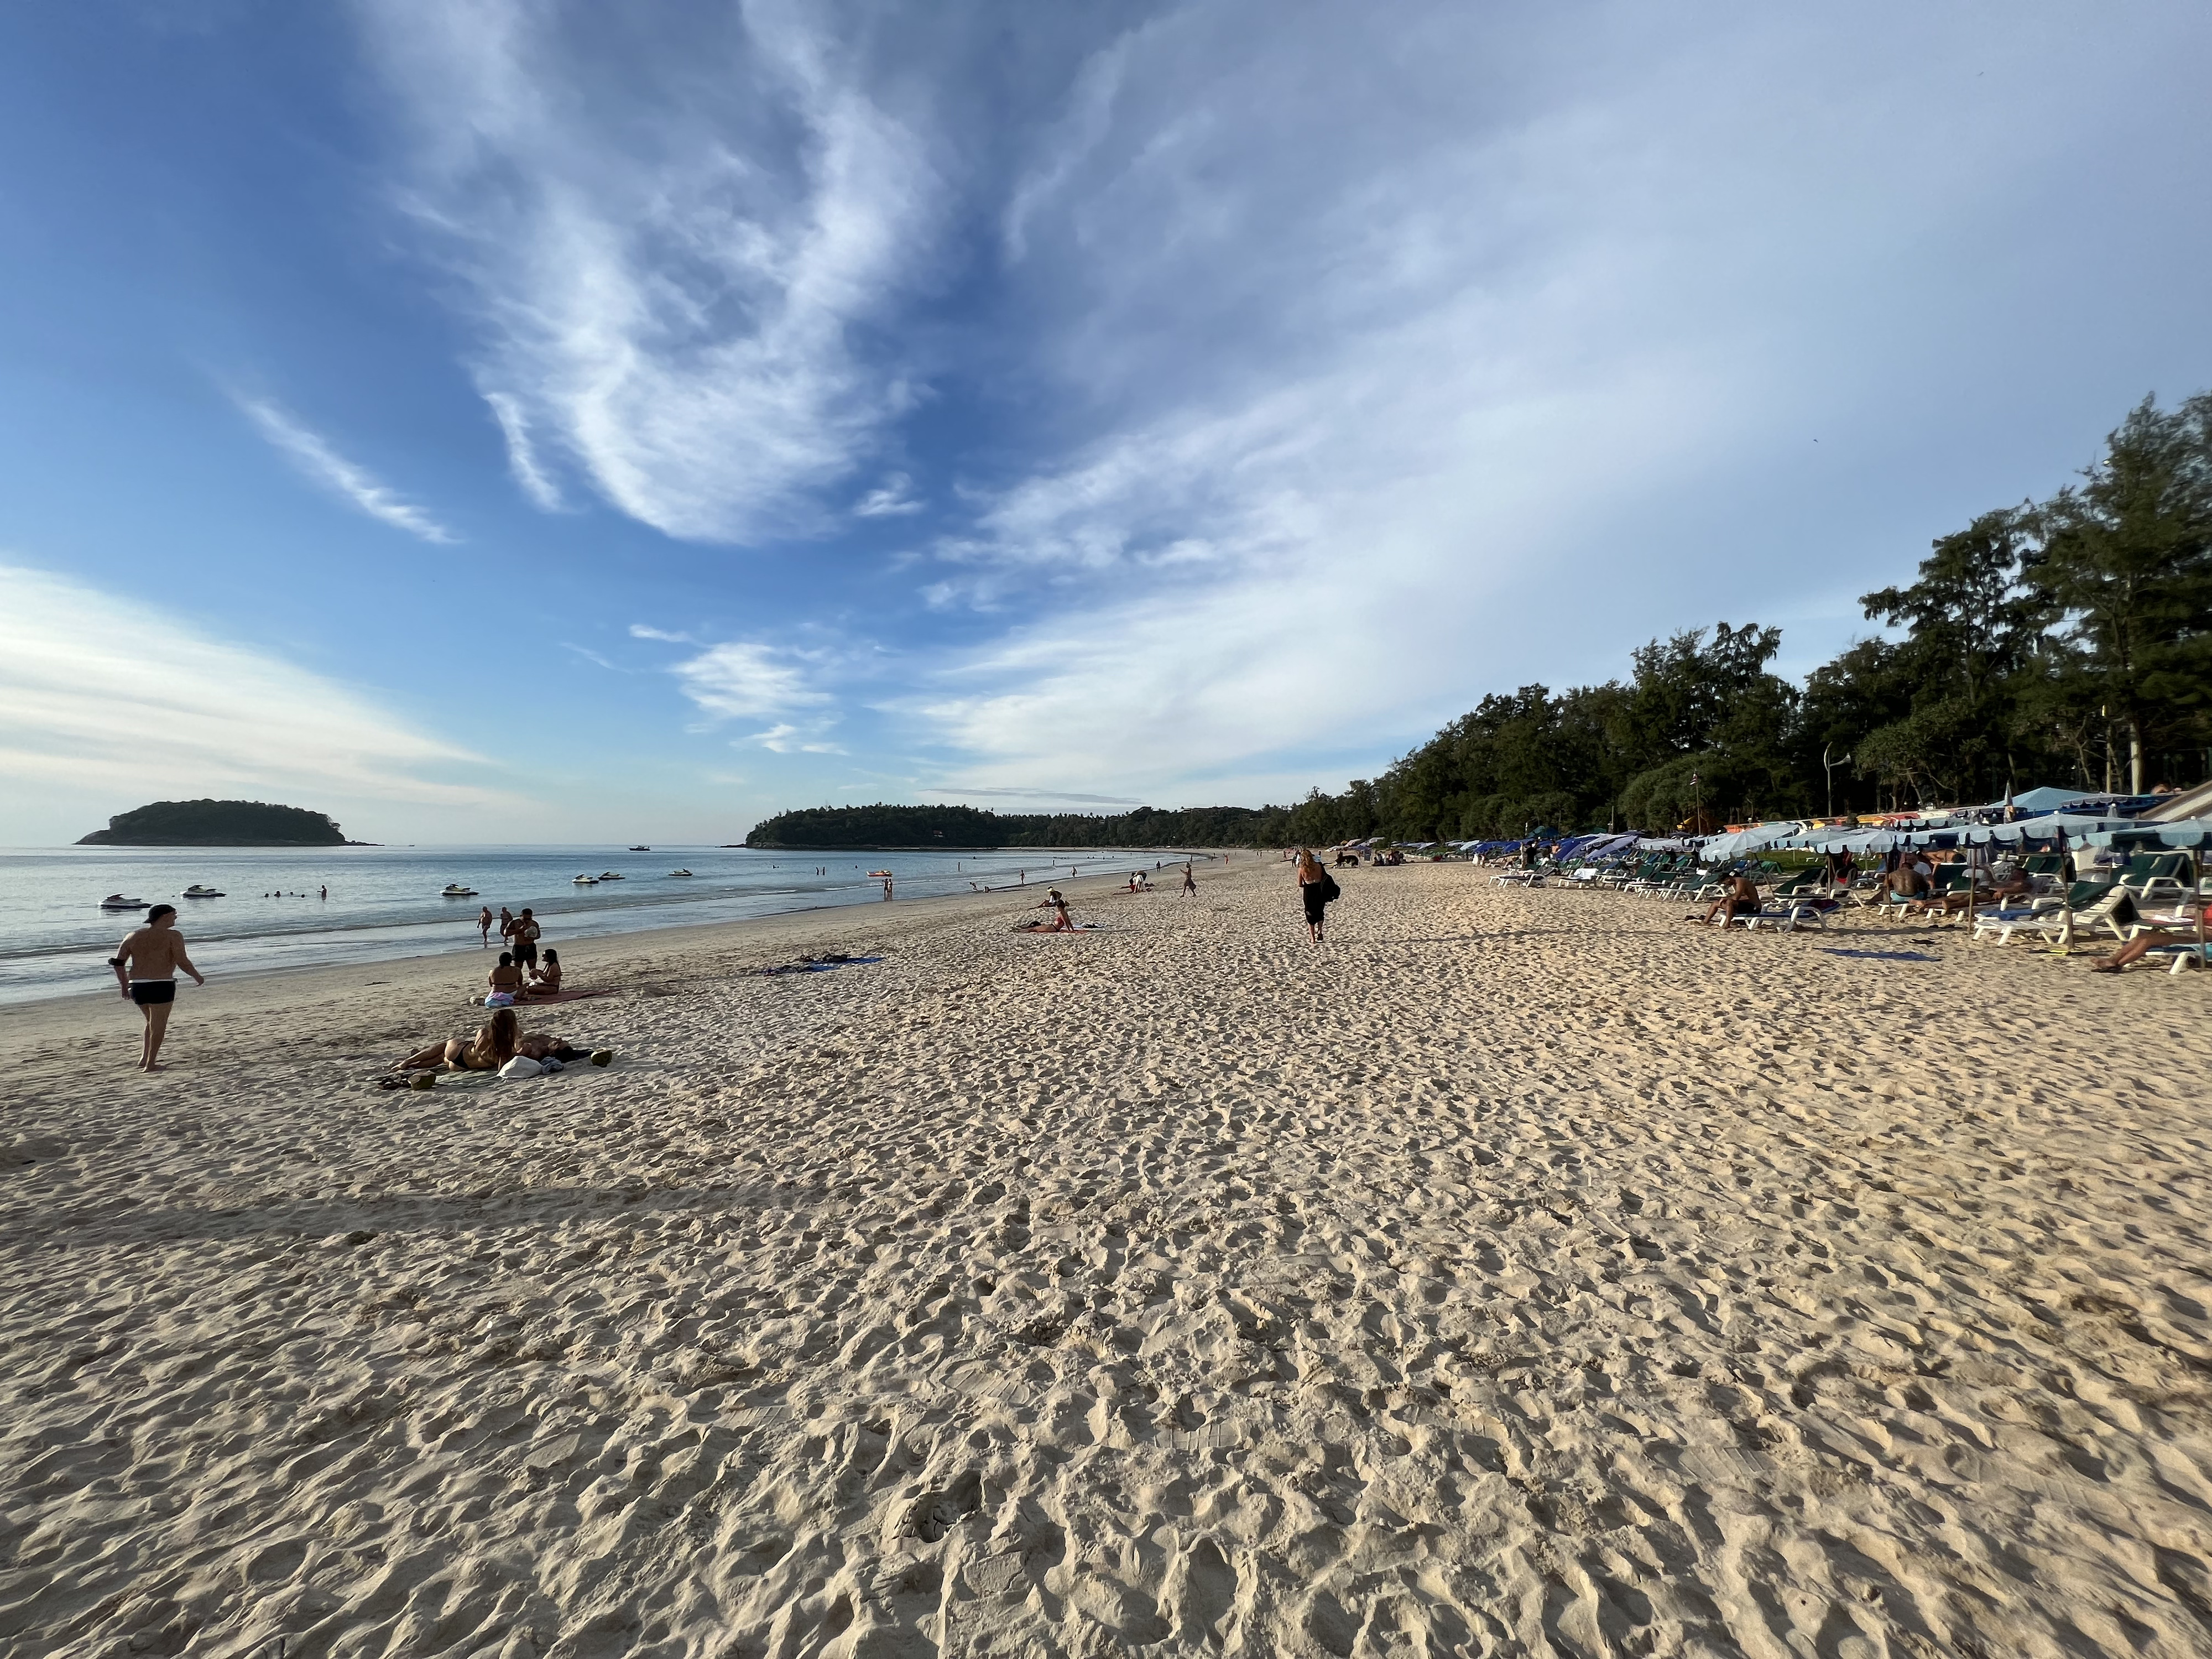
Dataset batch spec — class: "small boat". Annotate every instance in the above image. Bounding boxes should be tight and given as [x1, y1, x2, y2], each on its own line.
[181, 885, 225, 899]
[666, 868, 693, 877]
[99, 894, 147, 910]
[440, 883, 478, 897]
[867, 869, 893, 878]
[629, 845, 651, 852]
[573, 874, 599, 885]
[597, 871, 625, 880]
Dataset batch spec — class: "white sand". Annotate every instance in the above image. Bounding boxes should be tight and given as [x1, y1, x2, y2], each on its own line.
[2, 862, 2208, 1658]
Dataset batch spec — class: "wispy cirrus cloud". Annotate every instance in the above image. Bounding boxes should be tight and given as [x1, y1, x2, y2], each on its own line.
[237, 397, 457, 542]
[361, 0, 946, 545]
[0, 560, 497, 833]
[634, 630, 845, 753]
[483, 390, 564, 511]
[853, 471, 925, 518]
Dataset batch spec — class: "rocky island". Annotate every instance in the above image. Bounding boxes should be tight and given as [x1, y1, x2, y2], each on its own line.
[77, 800, 364, 846]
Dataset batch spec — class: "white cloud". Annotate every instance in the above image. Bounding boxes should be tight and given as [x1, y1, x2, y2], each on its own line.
[853, 471, 924, 518]
[483, 390, 564, 510]
[890, 3, 2184, 802]
[0, 562, 498, 833]
[361, 0, 945, 544]
[237, 398, 457, 542]
[667, 641, 828, 720]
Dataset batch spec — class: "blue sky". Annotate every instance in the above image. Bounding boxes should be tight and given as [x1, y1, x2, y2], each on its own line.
[2, 2, 2206, 846]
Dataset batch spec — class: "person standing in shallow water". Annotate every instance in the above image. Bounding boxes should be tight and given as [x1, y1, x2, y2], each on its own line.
[108, 904, 205, 1071]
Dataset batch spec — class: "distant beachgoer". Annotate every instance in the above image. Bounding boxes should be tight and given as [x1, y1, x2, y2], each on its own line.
[883, 877, 894, 900]
[488, 952, 523, 1001]
[108, 904, 205, 1072]
[512, 908, 541, 973]
[1295, 848, 1337, 942]
[498, 906, 516, 949]
[477, 905, 494, 948]
[319, 885, 328, 900]
[1183, 862, 1197, 896]
[395, 1007, 519, 1073]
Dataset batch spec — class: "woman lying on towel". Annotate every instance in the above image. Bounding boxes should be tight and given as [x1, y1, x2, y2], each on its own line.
[392, 1008, 577, 1072]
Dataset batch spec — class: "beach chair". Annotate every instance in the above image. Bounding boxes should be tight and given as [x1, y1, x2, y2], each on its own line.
[2031, 886, 2138, 946]
[2119, 854, 2192, 907]
[2143, 941, 2211, 974]
[1971, 903, 2052, 945]
[1728, 896, 1838, 932]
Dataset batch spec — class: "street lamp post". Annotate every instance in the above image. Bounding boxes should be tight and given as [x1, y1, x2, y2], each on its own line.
[1822, 745, 1851, 820]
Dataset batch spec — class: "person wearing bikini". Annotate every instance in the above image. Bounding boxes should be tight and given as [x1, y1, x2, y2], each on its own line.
[108, 904, 205, 1072]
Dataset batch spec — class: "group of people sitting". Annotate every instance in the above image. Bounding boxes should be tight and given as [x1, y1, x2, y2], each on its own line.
[484, 947, 563, 1005]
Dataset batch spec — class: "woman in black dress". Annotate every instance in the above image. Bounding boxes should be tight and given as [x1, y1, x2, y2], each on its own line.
[1295, 848, 1337, 942]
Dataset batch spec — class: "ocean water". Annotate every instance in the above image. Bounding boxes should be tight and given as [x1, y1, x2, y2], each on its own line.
[0, 844, 1173, 1005]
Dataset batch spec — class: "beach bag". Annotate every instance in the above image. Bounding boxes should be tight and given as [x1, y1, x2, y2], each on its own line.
[1317, 870, 1340, 904]
[498, 1055, 543, 1079]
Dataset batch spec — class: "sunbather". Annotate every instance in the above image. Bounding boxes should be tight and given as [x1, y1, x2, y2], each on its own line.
[1692, 874, 1760, 926]
[2090, 901, 2204, 973]
[396, 1007, 519, 1072]
[522, 948, 562, 997]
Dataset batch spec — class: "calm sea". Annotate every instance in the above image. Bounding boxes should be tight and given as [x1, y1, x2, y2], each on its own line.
[0, 844, 1171, 1005]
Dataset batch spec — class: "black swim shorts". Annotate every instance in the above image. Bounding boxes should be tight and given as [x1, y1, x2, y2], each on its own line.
[129, 980, 176, 1006]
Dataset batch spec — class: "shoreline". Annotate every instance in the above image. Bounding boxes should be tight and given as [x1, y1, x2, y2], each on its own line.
[0, 860, 1214, 1031]
[0, 851, 1230, 1014]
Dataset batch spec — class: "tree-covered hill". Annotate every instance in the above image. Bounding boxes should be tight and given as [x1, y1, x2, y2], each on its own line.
[78, 800, 354, 846]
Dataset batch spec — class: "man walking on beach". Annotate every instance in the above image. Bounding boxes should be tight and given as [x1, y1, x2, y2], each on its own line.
[1183, 861, 1197, 896]
[512, 908, 541, 974]
[108, 904, 205, 1072]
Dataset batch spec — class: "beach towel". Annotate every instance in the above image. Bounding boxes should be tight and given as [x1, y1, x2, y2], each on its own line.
[1820, 948, 1937, 962]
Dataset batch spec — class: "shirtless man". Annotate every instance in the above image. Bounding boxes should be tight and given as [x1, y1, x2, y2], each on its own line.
[1693, 874, 1761, 927]
[108, 904, 205, 1071]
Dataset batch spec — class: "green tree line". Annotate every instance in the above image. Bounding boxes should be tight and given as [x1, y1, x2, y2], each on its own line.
[752, 393, 2210, 849]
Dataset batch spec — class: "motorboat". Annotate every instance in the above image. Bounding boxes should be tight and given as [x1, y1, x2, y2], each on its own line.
[867, 869, 893, 878]
[99, 894, 146, 910]
[181, 885, 226, 899]
[573, 874, 599, 885]
[666, 868, 693, 877]
[597, 871, 625, 880]
[629, 845, 651, 852]
[440, 883, 478, 897]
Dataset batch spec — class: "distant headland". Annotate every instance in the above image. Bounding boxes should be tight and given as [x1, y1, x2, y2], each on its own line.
[77, 800, 369, 847]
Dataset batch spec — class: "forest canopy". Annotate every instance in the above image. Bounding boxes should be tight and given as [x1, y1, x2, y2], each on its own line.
[752, 393, 2211, 849]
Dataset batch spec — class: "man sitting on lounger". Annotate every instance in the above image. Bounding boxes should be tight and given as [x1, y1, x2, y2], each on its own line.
[1693, 874, 1760, 926]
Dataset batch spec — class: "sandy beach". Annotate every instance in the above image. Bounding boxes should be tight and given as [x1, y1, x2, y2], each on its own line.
[3, 859, 2208, 1658]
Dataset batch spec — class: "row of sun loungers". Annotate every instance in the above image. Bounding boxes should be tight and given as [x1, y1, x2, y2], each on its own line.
[1490, 848, 2203, 968]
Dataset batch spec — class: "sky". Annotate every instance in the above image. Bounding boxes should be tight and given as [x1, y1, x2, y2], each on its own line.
[2, 1, 2206, 846]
